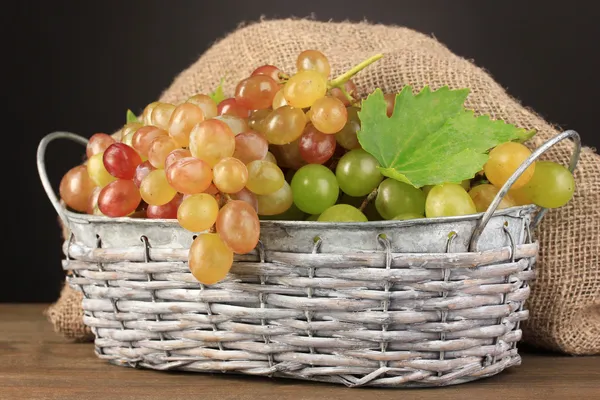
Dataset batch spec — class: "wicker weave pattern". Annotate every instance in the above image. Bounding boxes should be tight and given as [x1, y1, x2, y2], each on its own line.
[64, 223, 537, 388]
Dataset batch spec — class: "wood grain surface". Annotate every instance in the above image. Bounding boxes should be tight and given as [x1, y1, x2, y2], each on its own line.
[1, 304, 599, 400]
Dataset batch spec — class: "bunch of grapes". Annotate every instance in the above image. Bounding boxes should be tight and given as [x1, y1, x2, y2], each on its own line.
[59, 49, 576, 286]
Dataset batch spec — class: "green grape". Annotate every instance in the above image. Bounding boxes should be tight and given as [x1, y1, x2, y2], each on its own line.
[335, 149, 383, 197]
[306, 214, 320, 221]
[425, 183, 477, 217]
[291, 164, 339, 215]
[392, 213, 424, 220]
[513, 161, 575, 208]
[375, 178, 426, 220]
[317, 204, 367, 222]
[423, 179, 469, 198]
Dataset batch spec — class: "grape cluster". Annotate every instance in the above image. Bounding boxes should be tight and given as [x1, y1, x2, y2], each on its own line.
[59, 49, 576, 285]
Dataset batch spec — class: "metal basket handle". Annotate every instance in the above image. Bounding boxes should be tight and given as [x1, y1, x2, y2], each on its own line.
[36, 131, 89, 228]
[469, 130, 581, 251]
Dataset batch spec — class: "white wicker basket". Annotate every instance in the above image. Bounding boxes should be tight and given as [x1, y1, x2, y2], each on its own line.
[37, 130, 580, 388]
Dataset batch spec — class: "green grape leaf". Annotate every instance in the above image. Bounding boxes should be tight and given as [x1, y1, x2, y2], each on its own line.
[357, 86, 535, 188]
[209, 77, 226, 104]
[126, 109, 139, 123]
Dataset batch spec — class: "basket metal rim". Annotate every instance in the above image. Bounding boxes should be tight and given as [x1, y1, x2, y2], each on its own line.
[63, 204, 538, 228]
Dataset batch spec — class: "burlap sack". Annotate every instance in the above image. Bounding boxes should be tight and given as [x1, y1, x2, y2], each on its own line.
[46, 18, 600, 354]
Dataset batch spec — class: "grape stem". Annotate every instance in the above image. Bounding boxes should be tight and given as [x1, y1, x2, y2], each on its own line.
[328, 53, 384, 89]
[359, 188, 378, 212]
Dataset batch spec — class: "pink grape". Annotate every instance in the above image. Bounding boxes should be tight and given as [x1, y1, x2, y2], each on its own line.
[98, 179, 141, 217]
[216, 200, 260, 254]
[166, 157, 213, 194]
[233, 131, 269, 164]
[217, 97, 250, 118]
[298, 124, 336, 164]
[102, 143, 142, 180]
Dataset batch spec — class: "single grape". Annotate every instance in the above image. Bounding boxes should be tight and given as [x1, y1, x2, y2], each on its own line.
[484, 142, 535, 190]
[164, 148, 192, 170]
[329, 80, 358, 106]
[98, 179, 141, 217]
[283, 70, 327, 108]
[317, 204, 367, 222]
[59, 165, 97, 212]
[86, 186, 103, 215]
[120, 122, 143, 145]
[142, 102, 159, 125]
[384, 93, 396, 117]
[217, 97, 250, 118]
[216, 200, 260, 254]
[177, 193, 219, 232]
[263, 151, 278, 164]
[213, 115, 249, 135]
[213, 157, 248, 194]
[262, 106, 307, 145]
[335, 106, 361, 150]
[336, 149, 383, 197]
[166, 157, 213, 194]
[260, 203, 306, 221]
[230, 188, 258, 212]
[189, 119, 236, 166]
[271, 89, 288, 109]
[86, 133, 116, 158]
[392, 213, 424, 220]
[256, 181, 293, 215]
[233, 131, 269, 164]
[186, 94, 218, 119]
[139, 169, 177, 206]
[298, 124, 336, 164]
[423, 179, 470, 198]
[87, 152, 117, 188]
[512, 161, 575, 208]
[188, 233, 233, 285]
[425, 183, 477, 217]
[291, 164, 339, 215]
[251, 64, 283, 83]
[168, 103, 205, 147]
[468, 183, 516, 212]
[235, 75, 279, 110]
[310, 96, 348, 134]
[247, 109, 271, 132]
[131, 126, 168, 158]
[375, 178, 426, 220]
[102, 143, 142, 180]
[147, 194, 183, 219]
[296, 49, 331, 78]
[245, 160, 285, 195]
[133, 160, 155, 188]
[270, 139, 307, 170]
[150, 102, 176, 130]
[147, 135, 180, 169]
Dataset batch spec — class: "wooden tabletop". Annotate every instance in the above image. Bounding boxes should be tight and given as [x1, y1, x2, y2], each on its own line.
[1, 304, 599, 400]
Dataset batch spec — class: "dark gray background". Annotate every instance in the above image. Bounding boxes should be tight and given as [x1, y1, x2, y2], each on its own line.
[4, 0, 599, 302]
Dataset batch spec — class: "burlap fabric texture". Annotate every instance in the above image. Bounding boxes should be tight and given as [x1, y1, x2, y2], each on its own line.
[46, 18, 599, 355]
